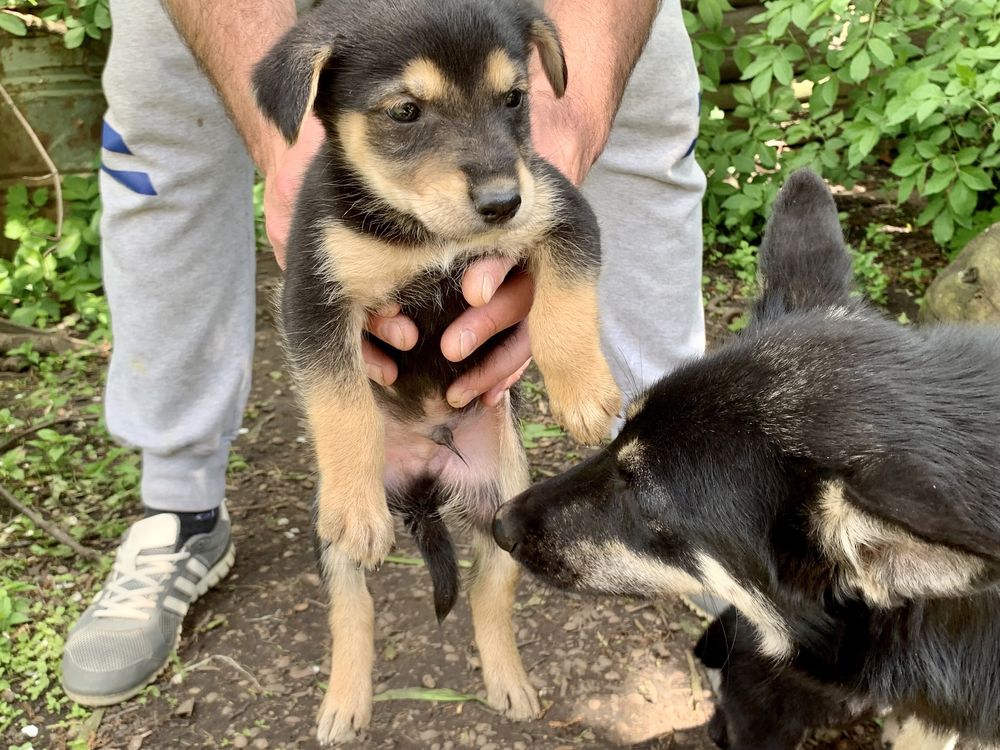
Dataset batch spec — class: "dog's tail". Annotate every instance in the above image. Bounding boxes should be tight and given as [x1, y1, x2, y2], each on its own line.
[390, 478, 460, 624]
[752, 169, 855, 322]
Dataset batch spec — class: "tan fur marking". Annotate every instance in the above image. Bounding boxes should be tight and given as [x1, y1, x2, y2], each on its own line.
[528, 266, 621, 445]
[889, 717, 958, 750]
[625, 393, 649, 421]
[316, 544, 376, 744]
[469, 399, 540, 720]
[337, 111, 552, 239]
[484, 48, 521, 94]
[400, 56, 455, 101]
[616, 437, 645, 469]
[815, 481, 986, 607]
[303, 374, 393, 568]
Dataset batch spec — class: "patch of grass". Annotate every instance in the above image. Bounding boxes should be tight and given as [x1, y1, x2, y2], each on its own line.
[1, 343, 141, 740]
[519, 420, 564, 449]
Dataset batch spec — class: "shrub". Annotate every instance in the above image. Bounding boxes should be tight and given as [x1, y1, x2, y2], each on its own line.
[686, 0, 1000, 256]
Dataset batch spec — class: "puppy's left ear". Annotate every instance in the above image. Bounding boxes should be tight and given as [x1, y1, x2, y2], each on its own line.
[526, 13, 567, 97]
[252, 20, 338, 143]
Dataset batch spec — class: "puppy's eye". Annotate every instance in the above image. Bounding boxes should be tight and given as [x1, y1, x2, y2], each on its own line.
[503, 89, 524, 108]
[387, 102, 421, 123]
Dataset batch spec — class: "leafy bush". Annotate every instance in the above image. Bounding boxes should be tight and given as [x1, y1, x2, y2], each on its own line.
[687, 0, 1000, 256]
[1, 175, 107, 331]
[1, 0, 111, 48]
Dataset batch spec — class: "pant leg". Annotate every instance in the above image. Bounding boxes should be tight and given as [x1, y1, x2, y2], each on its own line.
[100, 0, 256, 513]
[584, 0, 706, 402]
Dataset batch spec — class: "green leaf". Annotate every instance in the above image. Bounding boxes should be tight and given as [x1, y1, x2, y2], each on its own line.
[772, 57, 794, 86]
[958, 167, 993, 191]
[947, 181, 977, 216]
[868, 38, 894, 67]
[849, 50, 871, 83]
[697, 0, 723, 30]
[932, 209, 954, 245]
[64, 26, 86, 48]
[0, 12, 28, 36]
[790, 2, 811, 31]
[923, 167, 954, 196]
[373, 687, 488, 705]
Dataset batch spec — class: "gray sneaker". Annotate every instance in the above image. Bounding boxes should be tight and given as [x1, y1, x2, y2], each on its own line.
[61, 503, 235, 706]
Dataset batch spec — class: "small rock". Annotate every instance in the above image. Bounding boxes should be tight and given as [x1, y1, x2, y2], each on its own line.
[21, 725, 38, 738]
[422, 674, 437, 688]
[293, 601, 309, 612]
[174, 698, 195, 717]
[204, 691, 219, 704]
[232, 736, 249, 749]
[289, 664, 317, 680]
[252, 739, 268, 749]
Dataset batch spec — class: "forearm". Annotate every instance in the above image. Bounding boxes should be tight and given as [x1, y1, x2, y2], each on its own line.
[160, 0, 296, 175]
[533, 0, 661, 179]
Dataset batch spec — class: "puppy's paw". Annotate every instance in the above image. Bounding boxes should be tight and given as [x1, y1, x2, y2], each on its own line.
[548, 365, 621, 445]
[315, 679, 373, 745]
[485, 669, 541, 721]
[316, 491, 394, 570]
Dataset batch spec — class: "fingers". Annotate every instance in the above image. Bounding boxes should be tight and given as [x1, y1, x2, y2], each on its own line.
[361, 339, 398, 387]
[461, 256, 520, 308]
[446, 323, 532, 409]
[443, 270, 534, 363]
[365, 305, 419, 352]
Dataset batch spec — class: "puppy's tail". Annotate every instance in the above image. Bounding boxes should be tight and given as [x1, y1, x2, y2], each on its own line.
[390, 479, 460, 624]
[753, 169, 855, 322]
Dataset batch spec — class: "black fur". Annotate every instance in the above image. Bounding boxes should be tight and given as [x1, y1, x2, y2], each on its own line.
[496, 169, 1000, 746]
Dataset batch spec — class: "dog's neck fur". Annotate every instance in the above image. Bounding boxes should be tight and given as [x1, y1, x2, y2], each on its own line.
[323, 137, 434, 246]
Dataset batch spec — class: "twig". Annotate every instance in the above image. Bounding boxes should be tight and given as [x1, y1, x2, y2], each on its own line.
[0, 483, 102, 560]
[183, 654, 263, 691]
[0, 413, 100, 455]
[0, 9, 68, 34]
[0, 80, 63, 240]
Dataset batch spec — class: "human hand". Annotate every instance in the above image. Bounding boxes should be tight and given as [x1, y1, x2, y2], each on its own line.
[262, 114, 325, 268]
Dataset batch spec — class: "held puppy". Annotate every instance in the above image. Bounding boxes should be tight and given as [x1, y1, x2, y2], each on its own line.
[495, 170, 1000, 749]
[252, 0, 621, 743]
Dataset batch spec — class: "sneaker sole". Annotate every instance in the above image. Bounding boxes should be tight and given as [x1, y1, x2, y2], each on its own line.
[63, 543, 237, 707]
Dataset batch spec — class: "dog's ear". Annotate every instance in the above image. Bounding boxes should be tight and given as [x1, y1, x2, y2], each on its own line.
[841, 457, 1000, 564]
[752, 169, 854, 322]
[252, 22, 337, 143]
[525, 13, 567, 97]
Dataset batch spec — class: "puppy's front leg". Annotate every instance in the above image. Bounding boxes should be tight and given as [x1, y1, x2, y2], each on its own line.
[528, 237, 621, 445]
[316, 541, 375, 745]
[301, 352, 393, 569]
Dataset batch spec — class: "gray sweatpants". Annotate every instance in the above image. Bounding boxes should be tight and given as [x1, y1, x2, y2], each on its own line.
[99, 0, 705, 514]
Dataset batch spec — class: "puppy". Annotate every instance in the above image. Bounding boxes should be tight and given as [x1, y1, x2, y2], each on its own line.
[252, 0, 621, 743]
[494, 169, 1000, 748]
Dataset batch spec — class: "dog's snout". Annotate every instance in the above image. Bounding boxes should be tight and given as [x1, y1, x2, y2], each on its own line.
[473, 188, 521, 224]
[492, 505, 524, 553]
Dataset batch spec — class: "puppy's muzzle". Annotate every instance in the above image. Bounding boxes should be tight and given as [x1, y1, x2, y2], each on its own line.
[472, 186, 521, 224]
[492, 504, 524, 553]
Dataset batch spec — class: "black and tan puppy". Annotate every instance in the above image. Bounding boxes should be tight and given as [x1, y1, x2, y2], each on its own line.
[252, 0, 621, 744]
[495, 170, 1000, 749]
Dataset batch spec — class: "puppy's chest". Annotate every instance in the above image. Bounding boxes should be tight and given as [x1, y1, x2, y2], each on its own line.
[320, 221, 536, 308]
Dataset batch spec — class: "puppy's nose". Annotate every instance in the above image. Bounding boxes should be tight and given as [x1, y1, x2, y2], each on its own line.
[473, 189, 521, 224]
[492, 505, 524, 553]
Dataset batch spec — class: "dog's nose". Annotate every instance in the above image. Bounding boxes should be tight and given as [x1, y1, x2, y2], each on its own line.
[492, 505, 524, 553]
[473, 189, 521, 224]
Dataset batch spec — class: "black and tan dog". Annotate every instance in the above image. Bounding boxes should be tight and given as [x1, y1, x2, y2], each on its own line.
[252, 0, 620, 743]
[495, 170, 1000, 749]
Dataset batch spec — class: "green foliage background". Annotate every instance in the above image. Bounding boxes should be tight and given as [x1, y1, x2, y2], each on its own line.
[688, 0, 1000, 258]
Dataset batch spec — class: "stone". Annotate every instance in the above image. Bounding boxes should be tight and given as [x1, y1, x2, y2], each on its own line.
[922, 222, 1000, 323]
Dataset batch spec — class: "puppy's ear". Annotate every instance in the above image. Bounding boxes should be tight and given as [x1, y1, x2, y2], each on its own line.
[252, 23, 337, 143]
[752, 169, 854, 322]
[526, 14, 567, 97]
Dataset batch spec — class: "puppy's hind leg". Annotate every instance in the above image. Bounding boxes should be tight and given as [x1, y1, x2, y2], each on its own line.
[469, 400, 540, 720]
[315, 541, 376, 746]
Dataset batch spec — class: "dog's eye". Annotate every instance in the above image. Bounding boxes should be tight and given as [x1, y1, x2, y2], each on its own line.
[387, 102, 421, 123]
[503, 89, 524, 108]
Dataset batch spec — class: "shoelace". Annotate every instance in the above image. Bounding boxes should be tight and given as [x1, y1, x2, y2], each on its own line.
[93, 550, 190, 620]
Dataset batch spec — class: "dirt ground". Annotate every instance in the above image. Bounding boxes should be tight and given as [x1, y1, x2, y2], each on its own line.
[85, 245, 906, 750]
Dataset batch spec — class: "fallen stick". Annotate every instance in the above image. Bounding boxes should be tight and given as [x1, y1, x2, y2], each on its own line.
[0, 483, 103, 560]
